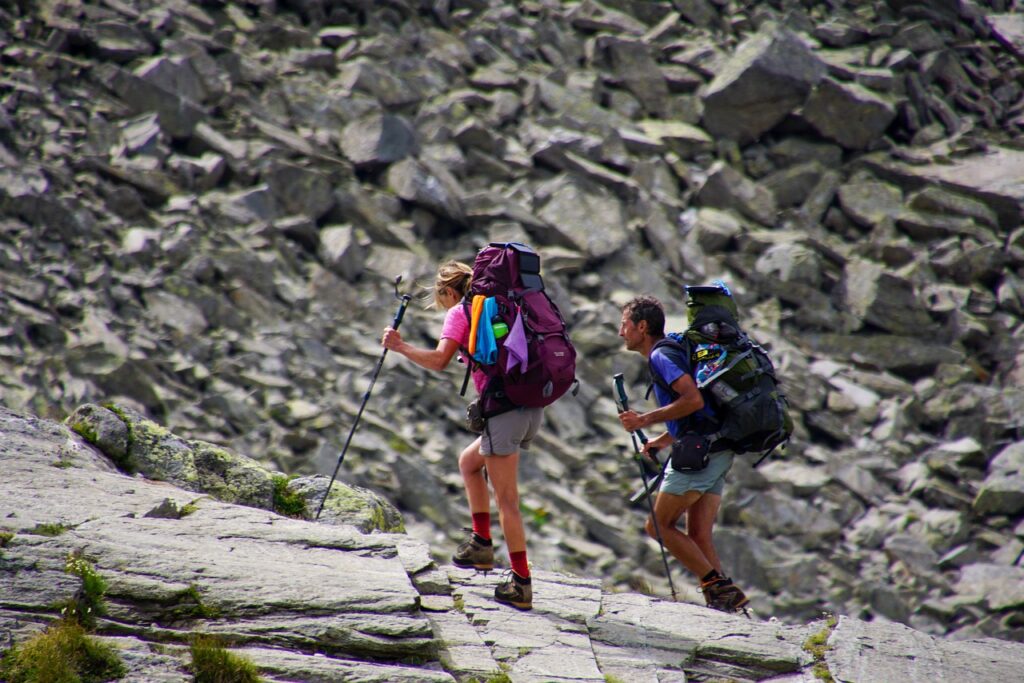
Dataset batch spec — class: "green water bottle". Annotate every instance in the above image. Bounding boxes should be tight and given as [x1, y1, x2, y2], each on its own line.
[492, 319, 509, 338]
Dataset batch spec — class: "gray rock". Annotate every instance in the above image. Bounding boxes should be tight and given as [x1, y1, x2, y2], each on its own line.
[701, 23, 826, 143]
[340, 60, 424, 108]
[839, 258, 937, 336]
[387, 158, 467, 227]
[697, 162, 778, 226]
[319, 225, 366, 282]
[829, 615, 1024, 681]
[802, 333, 962, 376]
[534, 174, 629, 259]
[974, 441, 1024, 516]
[290, 474, 406, 534]
[755, 242, 824, 287]
[836, 177, 903, 228]
[762, 161, 827, 208]
[263, 161, 335, 220]
[599, 37, 670, 116]
[803, 78, 898, 150]
[863, 147, 1024, 229]
[906, 186, 999, 229]
[99, 60, 206, 138]
[66, 403, 130, 465]
[988, 13, 1024, 60]
[638, 120, 713, 160]
[340, 113, 418, 168]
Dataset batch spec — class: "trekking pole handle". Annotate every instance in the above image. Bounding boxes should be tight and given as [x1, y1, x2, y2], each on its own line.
[392, 294, 412, 329]
[613, 373, 648, 445]
[391, 276, 412, 330]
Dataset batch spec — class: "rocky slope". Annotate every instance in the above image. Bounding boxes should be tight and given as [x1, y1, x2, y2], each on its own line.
[3, 405, 1024, 682]
[1, 0, 1023, 641]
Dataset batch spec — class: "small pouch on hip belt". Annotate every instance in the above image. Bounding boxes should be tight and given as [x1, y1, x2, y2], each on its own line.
[670, 433, 711, 472]
[465, 399, 486, 434]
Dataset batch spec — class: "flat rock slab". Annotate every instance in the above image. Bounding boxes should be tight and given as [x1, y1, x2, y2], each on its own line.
[0, 407, 435, 668]
[827, 616, 1024, 682]
[590, 593, 817, 680]
[449, 568, 606, 682]
[865, 147, 1024, 228]
[6, 407, 1024, 682]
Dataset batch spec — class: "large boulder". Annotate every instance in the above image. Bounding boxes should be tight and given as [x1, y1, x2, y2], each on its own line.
[701, 23, 826, 143]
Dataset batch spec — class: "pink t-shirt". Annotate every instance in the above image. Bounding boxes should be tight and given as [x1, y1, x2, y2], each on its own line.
[441, 304, 488, 395]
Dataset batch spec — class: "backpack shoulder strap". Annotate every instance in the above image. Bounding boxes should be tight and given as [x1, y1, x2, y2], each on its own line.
[459, 296, 476, 397]
[647, 336, 691, 399]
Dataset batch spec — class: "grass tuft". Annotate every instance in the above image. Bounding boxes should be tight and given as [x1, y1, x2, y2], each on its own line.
[62, 552, 109, 630]
[29, 522, 68, 537]
[0, 619, 125, 683]
[189, 634, 262, 683]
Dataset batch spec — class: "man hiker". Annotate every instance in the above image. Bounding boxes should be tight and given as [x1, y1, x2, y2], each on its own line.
[617, 295, 749, 612]
[381, 260, 539, 610]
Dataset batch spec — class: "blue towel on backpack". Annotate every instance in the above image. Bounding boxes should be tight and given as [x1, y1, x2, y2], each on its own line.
[473, 297, 499, 365]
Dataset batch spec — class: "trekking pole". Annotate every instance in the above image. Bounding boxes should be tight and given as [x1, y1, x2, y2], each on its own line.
[316, 277, 412, 520]
[613, 373, 678, 602]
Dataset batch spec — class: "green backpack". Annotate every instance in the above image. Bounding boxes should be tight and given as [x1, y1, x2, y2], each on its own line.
[652, 282, 793, 466]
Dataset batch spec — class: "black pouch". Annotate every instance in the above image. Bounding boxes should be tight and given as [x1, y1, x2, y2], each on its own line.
[670, 433, 711, 472]
[465, 399, 486, 434]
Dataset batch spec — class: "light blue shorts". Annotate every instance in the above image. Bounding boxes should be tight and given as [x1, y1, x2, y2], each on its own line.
[661, 451, 735, 496]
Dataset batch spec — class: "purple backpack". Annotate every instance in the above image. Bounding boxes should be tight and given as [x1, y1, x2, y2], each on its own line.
[461, 242, 577, 417]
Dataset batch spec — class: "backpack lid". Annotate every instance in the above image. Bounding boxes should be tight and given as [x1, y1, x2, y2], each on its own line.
[488, 241, 544, 291]
[690, 304, 739, 331]
[685, 279, 737, 323]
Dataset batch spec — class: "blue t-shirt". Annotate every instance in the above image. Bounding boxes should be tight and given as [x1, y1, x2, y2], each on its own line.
[650, 343, 718, 439]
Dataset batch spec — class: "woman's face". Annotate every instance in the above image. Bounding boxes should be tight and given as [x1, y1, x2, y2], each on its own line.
[438, 286, 460, 309]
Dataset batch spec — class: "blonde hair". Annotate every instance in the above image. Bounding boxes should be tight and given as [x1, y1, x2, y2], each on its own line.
[432, 260, 472, 308]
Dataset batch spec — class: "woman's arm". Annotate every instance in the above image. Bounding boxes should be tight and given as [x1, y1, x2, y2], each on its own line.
[382, 328, 460, 372]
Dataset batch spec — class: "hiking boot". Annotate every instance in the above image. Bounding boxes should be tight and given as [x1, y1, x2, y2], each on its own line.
[452, 531, 494, 571]
[701, 577, 749, 613]
[494, 570, 532, 610]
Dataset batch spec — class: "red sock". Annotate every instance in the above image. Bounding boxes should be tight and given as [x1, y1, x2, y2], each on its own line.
[509, 550, 529, 579]
[472, 512, 491, 540]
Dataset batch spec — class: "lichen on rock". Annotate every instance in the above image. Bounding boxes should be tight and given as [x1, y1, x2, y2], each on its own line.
[64, 402, 402, 531]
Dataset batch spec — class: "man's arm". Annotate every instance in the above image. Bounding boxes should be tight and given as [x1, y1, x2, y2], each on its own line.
[618, 373, 704, 431]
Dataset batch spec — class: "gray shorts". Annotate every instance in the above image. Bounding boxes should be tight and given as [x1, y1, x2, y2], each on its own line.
[480, 407, 544, 456]
[661, 450, 735, 496]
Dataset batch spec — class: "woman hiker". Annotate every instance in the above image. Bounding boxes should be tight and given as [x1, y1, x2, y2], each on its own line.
[381, 260, 539, 610]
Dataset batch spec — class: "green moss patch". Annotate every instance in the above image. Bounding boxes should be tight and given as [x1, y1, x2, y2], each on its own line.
[271, 475, 307, 518]
[173, 585, 221, 620]
[0, 619, 125, 683]
[189, 634, 262, 683]
[180, 500, 201, 517]
[803, 615, 838, 682]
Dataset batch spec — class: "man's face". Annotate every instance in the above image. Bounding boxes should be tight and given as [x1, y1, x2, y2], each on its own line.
[619, 310, 646, 352]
